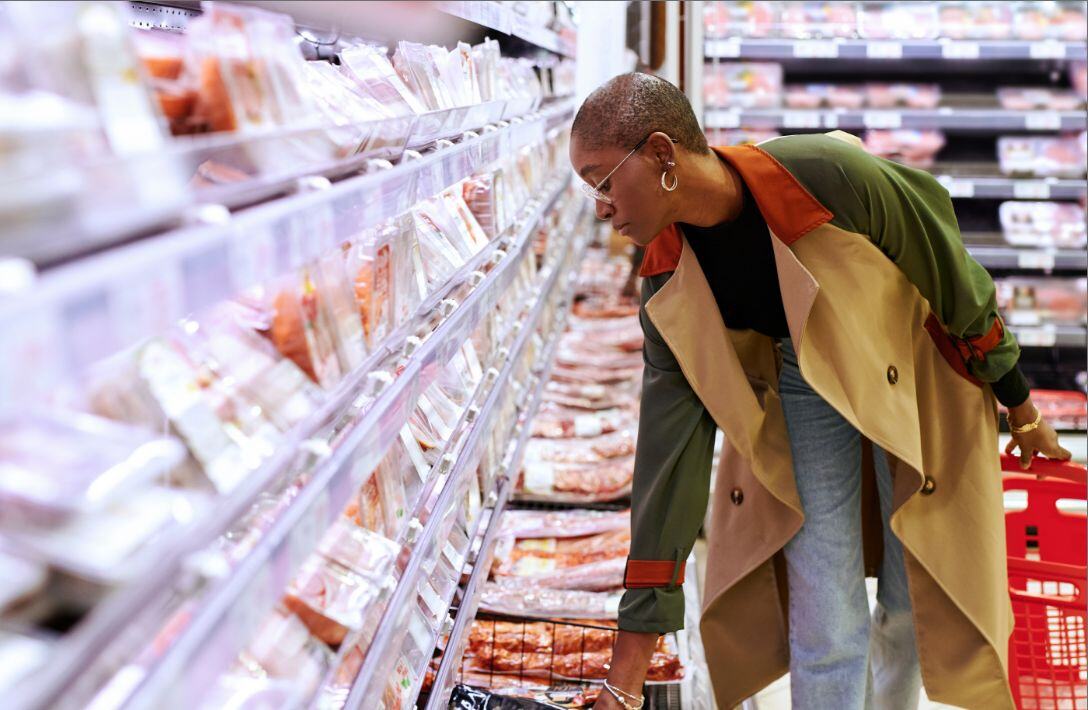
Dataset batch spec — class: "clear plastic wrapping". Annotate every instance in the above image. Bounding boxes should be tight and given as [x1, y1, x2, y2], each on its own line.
[999, 201, 1087, 249]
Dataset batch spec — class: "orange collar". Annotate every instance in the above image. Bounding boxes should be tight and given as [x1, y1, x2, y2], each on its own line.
[639, 144, 833, 277]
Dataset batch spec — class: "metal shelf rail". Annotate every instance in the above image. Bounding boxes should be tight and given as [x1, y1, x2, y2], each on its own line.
[705, 37, 1088, 61]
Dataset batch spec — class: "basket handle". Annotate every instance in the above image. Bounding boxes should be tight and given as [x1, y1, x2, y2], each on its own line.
[1001, 453, 1087, 484]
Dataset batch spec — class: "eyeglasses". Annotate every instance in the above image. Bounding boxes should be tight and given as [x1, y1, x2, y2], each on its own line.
[579, 134, 678, 205]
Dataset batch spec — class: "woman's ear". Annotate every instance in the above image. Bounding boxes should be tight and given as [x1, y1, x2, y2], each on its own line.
[646, 131, 677, 169]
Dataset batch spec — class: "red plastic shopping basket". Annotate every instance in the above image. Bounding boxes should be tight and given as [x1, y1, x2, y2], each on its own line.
[1001, 454, 1087, 709]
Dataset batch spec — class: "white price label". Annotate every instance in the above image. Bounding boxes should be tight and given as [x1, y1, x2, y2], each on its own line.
[1014, 325, 1057, 347]
[793, 40, 838, 58]
[523, 462, 555, 494]
[574, 415, 604, 437]
[1014, 181, 1051, 200]
[1029, 41, 1065, 59]
[941, 42, 980, 60]
[1025, 113, 1062, 131]
[708, 38, 741, 57]
[782, 111, 823, 129]
[1008, 311, 1043, 327]
[707, 110, 741, 128]
[604, 593, 622, 616]
[823, 112, 839, 129]
[863, 111, 902, 129]
[941, 179, 975, 198]
[866, 41, 902, 59]
[1018, 251, 1056, 270]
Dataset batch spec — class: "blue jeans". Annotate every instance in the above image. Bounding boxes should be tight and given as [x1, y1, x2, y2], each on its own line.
[778, 339, 922, 710]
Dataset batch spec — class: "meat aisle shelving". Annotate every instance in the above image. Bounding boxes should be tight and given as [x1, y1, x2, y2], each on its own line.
[0, 1, 600, 709]
[693, 0, 1088, 448]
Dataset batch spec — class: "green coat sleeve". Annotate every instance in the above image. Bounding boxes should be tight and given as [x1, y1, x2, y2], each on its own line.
[619, 275, 717, 634]
[761, 135, 1029, 407]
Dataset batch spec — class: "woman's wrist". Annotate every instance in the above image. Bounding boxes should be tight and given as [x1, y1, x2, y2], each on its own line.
[1007, 400, 1038, 429]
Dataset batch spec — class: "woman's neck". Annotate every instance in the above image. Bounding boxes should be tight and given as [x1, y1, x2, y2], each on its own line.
[674, 151, 745, 228]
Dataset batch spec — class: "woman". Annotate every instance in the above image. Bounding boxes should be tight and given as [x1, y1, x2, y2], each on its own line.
[568, 73, 1071, 710]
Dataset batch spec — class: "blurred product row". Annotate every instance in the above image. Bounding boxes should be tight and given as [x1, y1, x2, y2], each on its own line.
[704, 0, 1088, 41]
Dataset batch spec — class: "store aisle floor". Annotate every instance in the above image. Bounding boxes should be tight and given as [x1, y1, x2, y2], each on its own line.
[694, 540, 958, 709]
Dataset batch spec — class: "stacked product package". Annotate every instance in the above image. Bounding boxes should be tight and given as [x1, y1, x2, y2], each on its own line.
[429, 249, 687, 707]
[0, 115, 573, 705]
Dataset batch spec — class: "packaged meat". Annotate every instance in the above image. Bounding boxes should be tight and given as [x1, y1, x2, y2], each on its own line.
[998, 135, 1088, 179]
[260, 268, 346, 388]
[3, 485, 209, 583]
[998, 201, 1087, 249]
[530, 407, 631, 439]
[413, 203, 466, 292]
[284, 520, 400, 646]
[938, 3, 1014, 40]
[393, 41, 456, 111]
[338, 44, 425, 117]
[784, 84, 866, 110]
[448, 684, 581, 709]
[1014, 1, 1088, 41]
[1071, 62, 1088, 103]
[479, 584, 624, 620]
[300, 60, 384, 156]
[345, 225, 395, 351]
[232, 608, 332, 700]
[492, 529, 630, 582]
[703, 0, 776, 39]
[858, 3, 939, 39]
[863, 130, 946, 169]
[0, 410, 185, 528]
[498, 509, 630, 540]
[997, 88, 1083, 112]
[517, 457, 634, 504]
[777, 1, 857, 39]
[1005, 390, 1087, 431]
[524, 431, 636, 464]
[702, 62, 783, 109]
[571, 294, 639, 319]
[996, 277, 1088, 326]
[441, 189, 491, 255]
[550, 363, 643, 385]
[463, 171, 506, 239]
[864, 83, 941, 109]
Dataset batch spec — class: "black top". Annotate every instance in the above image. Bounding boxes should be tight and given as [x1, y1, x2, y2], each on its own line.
[679, 181, 791, 339]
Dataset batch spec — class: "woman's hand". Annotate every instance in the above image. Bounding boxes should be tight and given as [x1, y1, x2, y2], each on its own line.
[1005, 399, 1072, 468]
[592, 630, 658, 708]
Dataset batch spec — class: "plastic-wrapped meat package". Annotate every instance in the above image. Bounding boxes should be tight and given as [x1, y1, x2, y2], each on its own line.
[778, 2, 857, 39]
[471, 38, 500, 102]
[705, 129, 781, 147]
[284, 519, 400, 646]
[858, 3, 939, 39]
[865, 84, 941, 109]
[524, 431, 635, 464]
[1071, 62, 1088, 103]
[997, 88, 1083, 112]
[132, 28, 196, 136]
[345, 226, 394, 351]
[492, 529, 630, 581]
[541, 382, 633, 412]
[1014, 2, 1087, 41]
[530, 406, 631, 439]
[299, 61, 384, 156]
[392, 41, 455, 111]
[408, 398, 449, 464]
[556, 343, 643, 372]
[0, 410, 185, 529]
[462, 173, 500, 239]
[498, 509, 630, 540]
[412, 204, 467, 292]
[479, 584, 623, 620]
[571, 294, 639, 319]
[516, 456, 634, 503]
[87, 335, 284, 493]
[441, 189, 490, 255]
[939, 3, 1014, 40]
[863, 130, 945, 169]
[702, 62, 783, 109]
[209, 608, 332, 707]
[550, 362, 643, 385]
[344, 452, 407, 540]
[783, 84, 865, 110]
[703, 0, 776, 39]
[338, 44, 425, 117]
[999, 201, 1087, 249]
[998, 136, 1088, 178]
[996, 277, 1088, 326]
[1003, 390, 1087, 431]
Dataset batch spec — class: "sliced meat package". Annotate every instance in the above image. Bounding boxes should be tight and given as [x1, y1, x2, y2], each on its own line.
[998, 135, 1087, 179]
[999, 201, 1087, 249]
[550, 363, 643, 386]
[491, 528, 629, 582]
[571, 294, 639, 319]
[523, 431, 635, 464]
[996, 277, 1088, 325]
[497, 509, 630, 539]
[530, 406, 632, 439]
[515, 456, 633, 503]
[479, 584, 623, 620]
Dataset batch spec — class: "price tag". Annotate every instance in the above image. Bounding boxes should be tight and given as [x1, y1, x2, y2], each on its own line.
[782, 111, 823, 129]
[863, 111, 902, 129]
[1029, 41, 1065, 59]
[939, 178, 975, 198]
[708, 38, 741, 57]
[1008, 311, 1043, 327]
[1018, 251, 1056, 270]
[793, 40, 838, 58]
[1014, 324, 1057, 347]
[942, 42, 980, 60]
[1025, 113, 1061, 131]
[1014, 181, 1050, 200]
[866, 42, 902, 59]
[823, 113, 839, 129]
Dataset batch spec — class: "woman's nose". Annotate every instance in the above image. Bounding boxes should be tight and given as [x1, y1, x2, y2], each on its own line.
[595, 199, 613, 220]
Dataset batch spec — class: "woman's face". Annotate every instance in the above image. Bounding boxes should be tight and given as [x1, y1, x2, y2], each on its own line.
[569, 134, 675, 247]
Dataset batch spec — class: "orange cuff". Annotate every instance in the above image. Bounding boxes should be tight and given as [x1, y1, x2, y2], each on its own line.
[954, 318, 1005, 362]
[623, 558, 686, 589]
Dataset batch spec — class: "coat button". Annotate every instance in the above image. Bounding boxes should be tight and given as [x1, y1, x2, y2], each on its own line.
[921, 477, 936, 495]
[730, 488, 744, 505]
[886, 365, 899, 385]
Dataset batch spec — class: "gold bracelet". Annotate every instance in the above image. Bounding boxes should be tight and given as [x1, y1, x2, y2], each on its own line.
[1010, 408, 1042, 435]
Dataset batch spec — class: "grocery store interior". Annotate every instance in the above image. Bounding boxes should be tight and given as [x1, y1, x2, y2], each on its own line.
[0, 1, 1085, 709]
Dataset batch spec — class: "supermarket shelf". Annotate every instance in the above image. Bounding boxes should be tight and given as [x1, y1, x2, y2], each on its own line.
[705, 37, 1088, 62]
[964, 241, 1088, 272]
[703, 106, 1088, 132]
[342, 205, 587, 709]
[4, 174, 574, 710]
[934, 173, 1088, 201]
[1009, 324, 1088, 349]
[0, 101, 573, 406]
[436, 1, 577, 58]
[421, 281, 572, 710]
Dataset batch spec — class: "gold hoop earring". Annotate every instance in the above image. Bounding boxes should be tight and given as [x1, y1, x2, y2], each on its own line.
[661, 171, 678, 191]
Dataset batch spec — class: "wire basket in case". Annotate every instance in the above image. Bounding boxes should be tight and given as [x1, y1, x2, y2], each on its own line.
[1001, 455, 1087, 709]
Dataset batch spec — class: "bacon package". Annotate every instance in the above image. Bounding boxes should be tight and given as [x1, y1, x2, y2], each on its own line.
[497, 509, 630, 540]
[999, 201, 1087, 249]
[516, 456, 634, 503]
[491, 529, 630, 587]
[703, 62, 783, 109]
[863, 130, 946, 169]
[479, 584, 623, 620]
[523, 431, 635, 464]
